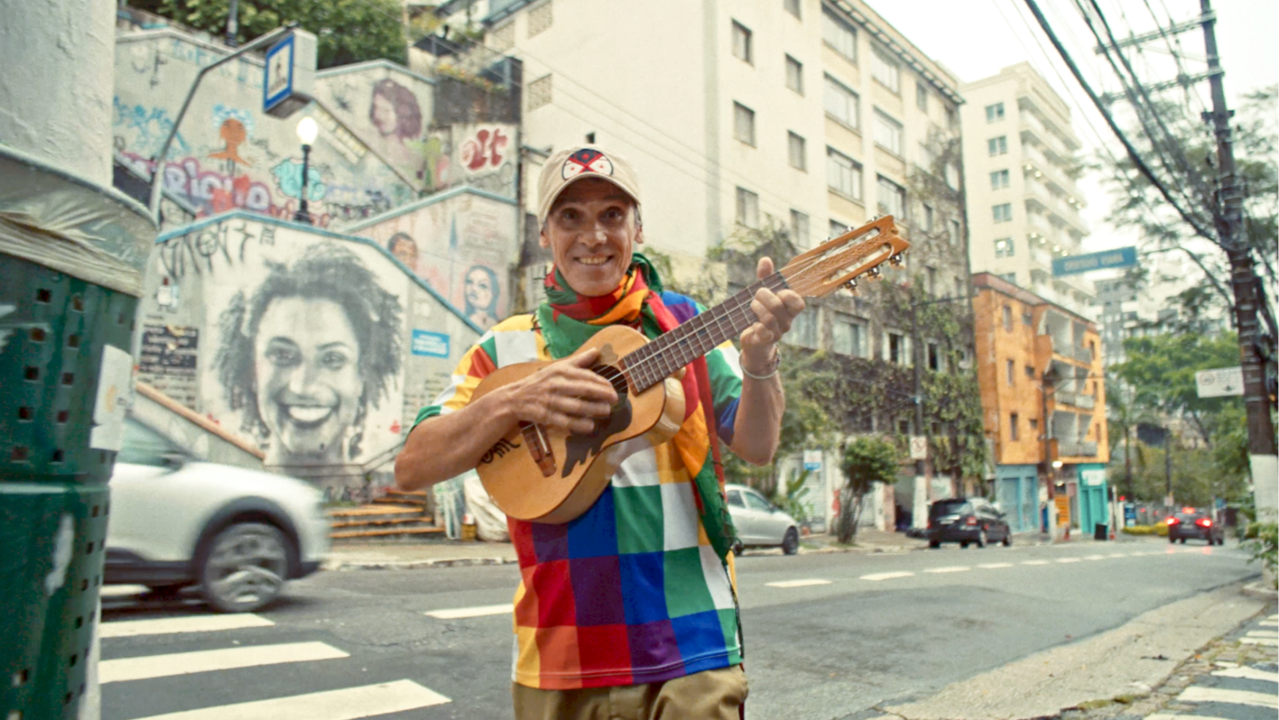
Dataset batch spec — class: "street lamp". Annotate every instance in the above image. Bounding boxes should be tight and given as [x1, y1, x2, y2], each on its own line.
[294, 116, 318, 225]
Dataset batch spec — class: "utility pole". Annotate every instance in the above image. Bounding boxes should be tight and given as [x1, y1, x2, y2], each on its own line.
[1199, 0, 1278, 519]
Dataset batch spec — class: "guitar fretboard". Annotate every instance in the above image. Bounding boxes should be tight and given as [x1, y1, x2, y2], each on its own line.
[621, 272, 789, 392]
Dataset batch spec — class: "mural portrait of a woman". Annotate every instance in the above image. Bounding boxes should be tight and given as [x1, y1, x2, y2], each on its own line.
[462, 264, 500, 331]
[369, 78, 424, 179]
[214, 243, 402, 472]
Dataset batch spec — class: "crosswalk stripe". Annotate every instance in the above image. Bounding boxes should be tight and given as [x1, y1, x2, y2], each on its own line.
[1212, 665, 1278, 682]
[924, 566, 970, 574]
[1178, 686, 1278, 709]
[101, 614, 274, 639]
[1021, 560, 1051, 565]
[1107, 553, 1127, 558]
[130, 679, 450, 720]
[1240, 637, 1278, 646]
[424, 603, 514, 619]
[1083, 555, 1106, 560]
[1055, 558, 1082, 563]
[860, 571, 914, 582]
[977, 563, 1013, 569]
[100, 642, 348, 684]
[766, 579, 832, 588]
[1259, 620, 1277, 627]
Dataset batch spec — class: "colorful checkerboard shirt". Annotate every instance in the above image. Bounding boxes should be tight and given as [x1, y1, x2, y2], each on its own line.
[413, 292, 745, 690]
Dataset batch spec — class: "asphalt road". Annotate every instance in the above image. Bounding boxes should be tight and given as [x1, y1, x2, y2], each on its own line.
[98, 536, 1261, 720]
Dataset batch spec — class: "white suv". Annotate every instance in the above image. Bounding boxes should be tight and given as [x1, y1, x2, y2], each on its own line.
[105, 418, 331, 612]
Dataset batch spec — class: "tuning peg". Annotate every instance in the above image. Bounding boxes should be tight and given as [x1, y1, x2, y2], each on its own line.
[843, 278, 858, 291]
[889, 253, 904, 266]
[867, 267, 882, 279]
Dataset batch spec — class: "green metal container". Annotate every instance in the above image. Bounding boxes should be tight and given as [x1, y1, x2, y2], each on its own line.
[1, 255, 138, 719]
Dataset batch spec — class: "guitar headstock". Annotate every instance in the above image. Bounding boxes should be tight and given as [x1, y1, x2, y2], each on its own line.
[779, 216, 908, 298]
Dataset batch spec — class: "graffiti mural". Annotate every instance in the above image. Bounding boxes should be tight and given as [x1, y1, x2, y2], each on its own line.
[350, 188, 519, 331]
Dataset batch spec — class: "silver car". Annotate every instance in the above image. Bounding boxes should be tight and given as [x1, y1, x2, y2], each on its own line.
[726, 483, 800, 555]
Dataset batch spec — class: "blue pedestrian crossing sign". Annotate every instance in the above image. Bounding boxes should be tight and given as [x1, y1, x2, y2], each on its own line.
[1052, 246, 1137, 276]
[262, 30, 317, 119]
[263, 35, 295, 114]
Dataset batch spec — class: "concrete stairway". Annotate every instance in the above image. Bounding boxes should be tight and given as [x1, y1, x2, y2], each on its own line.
[327, 489, 445, 542]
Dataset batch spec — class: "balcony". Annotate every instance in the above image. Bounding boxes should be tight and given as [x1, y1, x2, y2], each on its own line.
[1072, 345, 1094, 364]
[1057, 441, 1098, 458]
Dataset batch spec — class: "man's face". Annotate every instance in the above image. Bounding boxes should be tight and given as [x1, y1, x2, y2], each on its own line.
[539, 177, 643, 297]
[254, 297, 363, 460]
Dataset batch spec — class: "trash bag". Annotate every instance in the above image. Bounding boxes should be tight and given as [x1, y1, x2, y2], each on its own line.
[463, 470, 509, 542]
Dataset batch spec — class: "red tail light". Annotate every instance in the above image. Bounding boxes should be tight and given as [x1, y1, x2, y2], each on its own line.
[965, 516, 978, 526]
[1196, 518, 1212, 528]
[1166, 517, 1180, 525]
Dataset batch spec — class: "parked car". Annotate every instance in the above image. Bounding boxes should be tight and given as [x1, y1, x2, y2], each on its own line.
[105, 417, 331, 612]
[725, 483, 800, 555]
[1165, 507, 1225, 545]
[926, 497, 1011, 549]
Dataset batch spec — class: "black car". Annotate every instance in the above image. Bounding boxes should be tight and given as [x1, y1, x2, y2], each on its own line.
[926, 497, 1012, 549]
[1166, 508, 1225, 545]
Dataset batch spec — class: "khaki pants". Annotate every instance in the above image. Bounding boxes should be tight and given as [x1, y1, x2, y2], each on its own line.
[512, 665, 748, 720]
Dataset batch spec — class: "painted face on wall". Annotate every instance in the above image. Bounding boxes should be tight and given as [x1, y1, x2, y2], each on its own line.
[539, 177, 643, 297]
[464, 267, 494, 314]
[371, 93, 398, 137]
[253, 297, 363, 461]
[388, 234, 418, 271]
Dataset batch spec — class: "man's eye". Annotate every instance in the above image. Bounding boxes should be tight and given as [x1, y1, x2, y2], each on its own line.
[560, 208, 579, 222]
[604, 208, 624, 221]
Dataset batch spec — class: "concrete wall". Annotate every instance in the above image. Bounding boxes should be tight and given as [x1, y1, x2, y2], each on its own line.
[114, 31, 415, 229]
[346, 187, 520, 332]
[133, 212, 480, 495]
[131, 383, 264, 471]
[0, 0, 115, 185]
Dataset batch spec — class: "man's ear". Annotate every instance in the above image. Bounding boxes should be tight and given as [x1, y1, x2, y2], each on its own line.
[538, 226, 550, 249]
[634, 224, 645, 246]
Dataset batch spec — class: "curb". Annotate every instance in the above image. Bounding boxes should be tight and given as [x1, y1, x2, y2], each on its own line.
[324, 556, 519, 571]
[1241, 578, 1277, 600]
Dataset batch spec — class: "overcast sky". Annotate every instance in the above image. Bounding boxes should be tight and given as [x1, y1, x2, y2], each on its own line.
[869, 0, 1278, 252]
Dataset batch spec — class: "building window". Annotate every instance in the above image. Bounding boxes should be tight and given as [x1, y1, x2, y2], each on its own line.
[1023, 311, 1033, 326]
[1002, 304, 1013, 331]
[1006, 359, 1015, 386]
[827, 147, 862, 199]
[922, 204, 934, 232]
[1000, 272, 1016, 284]
[954, 277, 965, 299]
[988, 136, 1008, 155]
[790, 311, 818, 348]
[926, 266, 937, 296]
[736, 187, 759, 228]
[784, 0, 801, 19]
[830, 219, 849, 240]
[1025, 364, 1035, 378]
[732, 21, 752, 64]
[785, 54, 804, 94]
[949, 219, 961, 246]
[985, 102, 1005, 122]
[995, 237, 1014, 257]
[790, 210, 810, 247]
[946, 162, 961, 190]
[874, 110, 903, 156]
[928, 342, 940, 371]
[991, 169, 1010, 189]
[822, 8, 857, 62]
[887, 331, 906, 365]
[1029, 418, 1038, 432]
[734, 102, 755, 145]
[824, 75, 859, 129]
[788, 131, 807, 170]
[1010, 412, 1019, 441]
[832, 314, 866, 357]
[945, 105, 957, 129]
[993, 203, 1012, 223]
[872, 47, 900, 93]
[877, 175, 905, 219]
[916, 82, 928, 111]
[527, 74, 553, 111]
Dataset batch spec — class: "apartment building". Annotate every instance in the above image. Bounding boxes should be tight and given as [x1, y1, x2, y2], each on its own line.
[972, 272, 1109, 537]
[961, 63, 1095, 319]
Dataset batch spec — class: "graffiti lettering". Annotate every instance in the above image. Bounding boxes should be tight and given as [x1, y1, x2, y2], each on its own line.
[158, 220, 278, 279]
[460, 128, 509, 172]
[480, 437, 521, 465]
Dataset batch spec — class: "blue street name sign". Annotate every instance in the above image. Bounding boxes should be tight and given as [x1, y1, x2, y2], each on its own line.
[1051, 246, 1137, 276]
[411, 330, 450, 358]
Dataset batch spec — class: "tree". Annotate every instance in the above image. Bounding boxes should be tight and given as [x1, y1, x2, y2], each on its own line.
[138, 0, 408, 68]
[837, 437, 903, 544]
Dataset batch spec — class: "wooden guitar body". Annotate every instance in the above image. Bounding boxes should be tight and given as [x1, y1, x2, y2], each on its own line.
[471, 325, 687, 524]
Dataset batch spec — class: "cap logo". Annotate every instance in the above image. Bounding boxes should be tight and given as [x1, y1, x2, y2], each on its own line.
[562, 148, 614, 180]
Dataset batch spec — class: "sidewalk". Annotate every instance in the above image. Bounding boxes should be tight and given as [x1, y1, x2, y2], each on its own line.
[323, 526, 1139, 570]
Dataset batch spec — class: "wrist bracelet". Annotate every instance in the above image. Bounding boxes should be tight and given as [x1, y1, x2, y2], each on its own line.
[741, 347, 780, 381]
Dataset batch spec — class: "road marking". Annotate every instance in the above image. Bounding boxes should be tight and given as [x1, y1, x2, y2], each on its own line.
[1055, 558, 1082, 563]
[1107, 553, 1127, 558]
[1177, 686, 1278, 709]
[100, 642, 348, 684]
[1083, 555, 1106, 560]
[100, 585, 148, 598]
[1259, 620, 1277, 627]
[924, 566, 970, 574]
[1269, 614, 1278, 620]
[424, 603, 514, 619]
[1212, 665, 1278, 682]
[860, 571, 915, 582]
[130, 679, 451, 719]
[977, 563, 1014, 569]
[765, 579, 832, 588]
[1240, 637, 1278, 646]
[1021, 560, 1051, 565]
[1146, 714, 1237, 720]
[101, 614, 274, 638]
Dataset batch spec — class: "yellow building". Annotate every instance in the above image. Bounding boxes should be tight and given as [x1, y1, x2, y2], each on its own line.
[973, 272, 1110, 537]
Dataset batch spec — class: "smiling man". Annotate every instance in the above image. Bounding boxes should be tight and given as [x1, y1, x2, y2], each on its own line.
[396, 145, 805, 719]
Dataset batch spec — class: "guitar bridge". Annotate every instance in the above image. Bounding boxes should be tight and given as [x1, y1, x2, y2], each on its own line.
[519, 422, 557, 477]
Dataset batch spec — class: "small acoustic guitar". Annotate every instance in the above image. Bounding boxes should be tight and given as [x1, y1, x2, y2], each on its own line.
[472, 216, 908, 523]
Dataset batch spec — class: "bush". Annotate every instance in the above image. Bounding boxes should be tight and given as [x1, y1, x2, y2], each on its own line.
[1240, 521, 1278, 574]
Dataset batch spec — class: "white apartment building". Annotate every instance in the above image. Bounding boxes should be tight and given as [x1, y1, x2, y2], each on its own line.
[960, 63, 1094, 318]
[440, 0, 963, 273]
